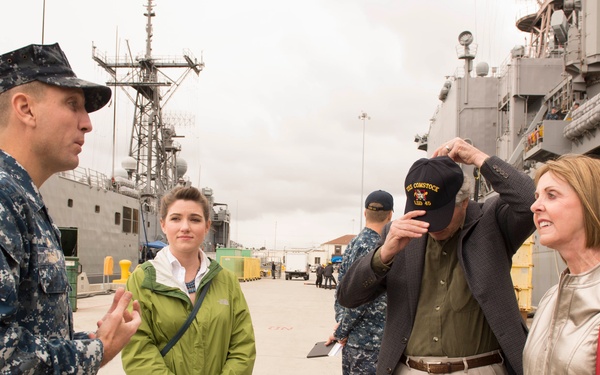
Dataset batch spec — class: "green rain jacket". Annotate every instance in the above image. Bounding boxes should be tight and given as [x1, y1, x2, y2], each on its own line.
[121, 249, 256, 374]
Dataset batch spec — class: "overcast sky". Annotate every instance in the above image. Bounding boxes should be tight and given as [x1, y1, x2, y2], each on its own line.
[5, 0, 527, 249]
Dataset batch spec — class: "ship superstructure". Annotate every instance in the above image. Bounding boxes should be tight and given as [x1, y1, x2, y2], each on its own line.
[40, 0, 231, 283]
[92, 0, 203, 243]
[417, 0, 598, 306]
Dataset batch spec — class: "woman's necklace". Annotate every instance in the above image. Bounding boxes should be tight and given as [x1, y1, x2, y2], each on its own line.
[185, 279, 197, 294]
[185, 262, 201, 294]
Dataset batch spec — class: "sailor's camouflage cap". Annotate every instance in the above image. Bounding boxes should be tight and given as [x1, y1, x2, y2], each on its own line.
[0, 43, 111, 113]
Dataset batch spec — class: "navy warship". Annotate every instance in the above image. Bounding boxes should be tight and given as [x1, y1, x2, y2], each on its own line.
[415, 0, 595, 308]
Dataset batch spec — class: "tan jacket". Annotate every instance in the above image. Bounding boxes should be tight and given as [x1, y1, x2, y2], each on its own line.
[523, 263, 600, 374]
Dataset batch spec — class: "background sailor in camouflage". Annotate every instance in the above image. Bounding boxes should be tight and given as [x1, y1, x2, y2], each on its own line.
[0, 43, 141, 374]
[326, 190, 393, 375]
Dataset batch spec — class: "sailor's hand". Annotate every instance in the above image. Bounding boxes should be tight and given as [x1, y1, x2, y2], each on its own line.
[326, 323, 339, 345]
[380, 211, 428, 263]
[325, 334, 337, 346]
[95, 287, 142, 366]
[433, 137, 489, 168]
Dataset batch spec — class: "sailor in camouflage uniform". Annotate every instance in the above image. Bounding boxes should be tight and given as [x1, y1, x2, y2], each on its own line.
[0, 44, 141, 374]
[328, 190, 393, 374]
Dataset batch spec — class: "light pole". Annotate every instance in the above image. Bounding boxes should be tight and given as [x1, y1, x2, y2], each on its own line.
[358, 111, 370, 229]
[41, 0, 46, 43]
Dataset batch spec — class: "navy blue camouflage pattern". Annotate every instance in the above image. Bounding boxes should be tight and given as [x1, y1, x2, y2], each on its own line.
[0, 43, 111, 113]
[342, 345, 378, 375]
[0, 151, 103, 374]
[335, 227, 386, 354]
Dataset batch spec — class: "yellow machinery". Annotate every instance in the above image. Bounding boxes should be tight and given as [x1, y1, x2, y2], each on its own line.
[511, 236, 534, 322]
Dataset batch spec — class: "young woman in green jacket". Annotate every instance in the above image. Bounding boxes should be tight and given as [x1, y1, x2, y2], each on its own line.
[122, 186, 256, 374]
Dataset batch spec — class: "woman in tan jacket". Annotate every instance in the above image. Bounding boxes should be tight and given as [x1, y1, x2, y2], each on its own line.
[524, 154, 600, 374]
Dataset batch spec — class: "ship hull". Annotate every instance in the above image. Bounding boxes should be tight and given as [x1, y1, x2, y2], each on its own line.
[40, 172, 140, 284]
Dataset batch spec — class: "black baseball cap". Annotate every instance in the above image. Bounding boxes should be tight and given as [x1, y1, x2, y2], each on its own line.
[365, 190, 394, 211]
[404, 156, 463, 232]
[0, 43, 111, 113]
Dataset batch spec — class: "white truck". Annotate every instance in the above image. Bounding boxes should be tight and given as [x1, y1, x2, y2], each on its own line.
[284, 252, 309, 280]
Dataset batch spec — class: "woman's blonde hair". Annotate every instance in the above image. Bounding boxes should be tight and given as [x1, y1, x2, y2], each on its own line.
[534, 154, 600, 248]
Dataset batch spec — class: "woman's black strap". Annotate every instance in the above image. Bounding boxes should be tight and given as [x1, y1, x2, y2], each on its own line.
[160, 278, 213, 357]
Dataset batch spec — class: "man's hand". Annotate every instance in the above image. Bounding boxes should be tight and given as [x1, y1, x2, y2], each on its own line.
[325, 322, 347, 346]
[432, 137, 489, 168]
[379, 211, 429, 264]
[94, 287, 142, 366]
[325, 322, 339, 346]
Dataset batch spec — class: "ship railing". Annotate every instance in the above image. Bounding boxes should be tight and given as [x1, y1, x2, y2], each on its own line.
[93, 45, 199, 68]
[523, 117, 572, 163]
[58, 167, 144, 197]
[524, 124, 544, 152]
[515, 2, 541, 26]
[57, 167, 87, 184]
[475, 174, 495, 202]
[58, 168, 111, 190]
[87, 169, 110, 190]
[496, 48, 529, 79]
[57, 167, 107, 189]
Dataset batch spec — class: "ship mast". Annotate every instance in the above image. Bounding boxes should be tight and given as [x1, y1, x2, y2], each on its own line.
[92, 0, 204, 210]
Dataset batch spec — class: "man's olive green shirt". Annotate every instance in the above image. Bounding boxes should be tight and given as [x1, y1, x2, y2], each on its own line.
[372, 232, 499, 357]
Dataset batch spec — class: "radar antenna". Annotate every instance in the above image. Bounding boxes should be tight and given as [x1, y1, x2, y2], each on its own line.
[92, 0, 204, 209]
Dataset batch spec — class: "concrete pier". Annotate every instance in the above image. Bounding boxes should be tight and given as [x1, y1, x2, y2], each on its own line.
[74, 276, 343, 374]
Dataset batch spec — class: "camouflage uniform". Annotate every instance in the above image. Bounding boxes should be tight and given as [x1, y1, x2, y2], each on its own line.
[335, 227, 386, 375]
[0, 151, 103, 374]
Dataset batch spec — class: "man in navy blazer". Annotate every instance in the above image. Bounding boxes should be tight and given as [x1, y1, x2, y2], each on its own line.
[337, 137, 535, 375]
